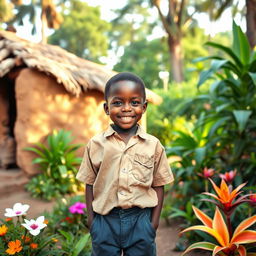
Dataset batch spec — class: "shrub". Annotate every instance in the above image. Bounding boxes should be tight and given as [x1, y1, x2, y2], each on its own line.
[181, 179, 256, 256]
[0, 203, 62, 255]
[25, 129, 83, 200]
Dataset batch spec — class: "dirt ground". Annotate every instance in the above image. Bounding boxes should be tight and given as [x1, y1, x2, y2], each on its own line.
[0, 190, 206, 256]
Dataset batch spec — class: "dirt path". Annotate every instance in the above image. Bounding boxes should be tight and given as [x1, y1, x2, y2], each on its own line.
[0, 190, 204, 256]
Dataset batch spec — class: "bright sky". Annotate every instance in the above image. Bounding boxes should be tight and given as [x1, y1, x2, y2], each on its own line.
[14, 0, 246, 67]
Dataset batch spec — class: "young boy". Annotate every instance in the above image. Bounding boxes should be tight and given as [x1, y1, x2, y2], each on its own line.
[76, 72, 174, 256]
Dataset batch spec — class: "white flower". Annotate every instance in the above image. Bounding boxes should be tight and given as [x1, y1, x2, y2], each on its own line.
[4, 203, 30, 217]
[22, 216, 47, 236]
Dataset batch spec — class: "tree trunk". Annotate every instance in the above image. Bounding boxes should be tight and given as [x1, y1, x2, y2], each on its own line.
[41, 5, 47, 43]
[246, 0, 256, 49]
[167, 36, 183, 83]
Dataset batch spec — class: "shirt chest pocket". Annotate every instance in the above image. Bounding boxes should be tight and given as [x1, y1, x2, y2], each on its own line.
[132, 154, 154, 183]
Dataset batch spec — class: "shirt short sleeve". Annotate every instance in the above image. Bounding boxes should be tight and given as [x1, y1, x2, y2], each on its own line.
[76, 141, 97, 185]
[152, 141, 174, 187]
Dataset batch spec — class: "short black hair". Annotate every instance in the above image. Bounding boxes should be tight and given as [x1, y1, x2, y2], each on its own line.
[104, 72, 146, 101]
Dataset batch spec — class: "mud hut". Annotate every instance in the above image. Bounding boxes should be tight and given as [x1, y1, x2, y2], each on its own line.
[0, 30, 162, 175]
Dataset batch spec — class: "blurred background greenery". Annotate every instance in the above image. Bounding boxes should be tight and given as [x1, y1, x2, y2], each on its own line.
[1, 0, 256, 253]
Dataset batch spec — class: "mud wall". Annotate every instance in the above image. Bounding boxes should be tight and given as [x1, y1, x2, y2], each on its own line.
[0, 78, 9, 141]
[15, 68, 110, 175]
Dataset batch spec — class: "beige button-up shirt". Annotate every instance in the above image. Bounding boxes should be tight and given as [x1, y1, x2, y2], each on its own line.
[76, 125, 174, 215]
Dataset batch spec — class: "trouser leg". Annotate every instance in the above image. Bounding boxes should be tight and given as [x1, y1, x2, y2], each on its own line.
[122, 208, 156, 256]
[90, 213, 121, 256]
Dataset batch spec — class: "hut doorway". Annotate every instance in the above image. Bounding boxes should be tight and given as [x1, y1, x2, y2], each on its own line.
[0, 74, 17, 169]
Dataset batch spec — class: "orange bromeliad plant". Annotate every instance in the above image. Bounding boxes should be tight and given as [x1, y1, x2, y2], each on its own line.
[181, 206, 256, 256]
[202, 178, 253, 237]
[203, 179, 248, 216]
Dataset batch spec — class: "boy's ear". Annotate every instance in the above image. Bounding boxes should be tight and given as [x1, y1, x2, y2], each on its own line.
[143, 101, 148, 113]
[103, 102, 109, 115]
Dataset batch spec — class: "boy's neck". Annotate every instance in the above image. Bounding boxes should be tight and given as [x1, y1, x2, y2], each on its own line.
[111, 124, 138, 144]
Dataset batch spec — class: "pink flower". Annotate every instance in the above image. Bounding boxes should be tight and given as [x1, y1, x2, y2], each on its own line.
[219, 169, 237, 184]
[199, 167, 215, 179]
[69, 202, 86, 214]
[249, 194, 256, 206]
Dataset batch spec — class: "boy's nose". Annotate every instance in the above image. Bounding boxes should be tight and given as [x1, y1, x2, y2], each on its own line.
[122, 102, 132, 111]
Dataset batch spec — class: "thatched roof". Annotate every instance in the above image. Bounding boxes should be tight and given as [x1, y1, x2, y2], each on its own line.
[0, 30, 162, 104]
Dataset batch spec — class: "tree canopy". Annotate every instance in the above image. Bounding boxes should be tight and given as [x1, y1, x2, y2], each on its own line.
[49, 0, 110, 62]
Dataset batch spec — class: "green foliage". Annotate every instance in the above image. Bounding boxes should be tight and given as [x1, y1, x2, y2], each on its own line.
[109, 0, 154, 49]
[49, 0, 110, 61]
[59, 230, 91, 256]
[161, 22, 256, 249]
[114, 38, 169, 89]
[147, 78, 208, 145]
[44, 195, 91, 255]
[0, 213, 63, 255]
[25, 129, 83, 200]
[192, 21, 256, 185]
[114, 27, 222, 88]
[44, 195, 88, 234]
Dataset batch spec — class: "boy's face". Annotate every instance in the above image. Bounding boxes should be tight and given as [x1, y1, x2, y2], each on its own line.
[104, 80, 147, 131]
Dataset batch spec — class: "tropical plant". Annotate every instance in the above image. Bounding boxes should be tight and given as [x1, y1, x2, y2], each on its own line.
[44, 195, 91, 255]
[44, 195, 88, 234]
[0, 203, 62, 255]
[59, 231, 91, 256]
[181, 206, 256, 256]
[188, 21, 256, 185]
[203, 179, 250, 218]
[25, 129, 83, 200]
[181, 178, 256, 255]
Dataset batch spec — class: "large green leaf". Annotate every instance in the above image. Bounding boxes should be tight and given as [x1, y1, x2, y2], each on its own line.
[205, 41, 242, 68]
[195, 147, 206, 166]
[58, 165, 68, 178]
[181, 242, 216, 256]
[59, 230, 73, 242]
[233, 110, 252, 132]
[197, 60, 228, 87]
[32, 158, 48, 164]
[232, 21, 250, 66]
[72, 234, 90, 256]
[249, 72, 256, 85]
[208, 116, 231, 137]
[172, 132, 197, 149]
[24, 147, 46, 158]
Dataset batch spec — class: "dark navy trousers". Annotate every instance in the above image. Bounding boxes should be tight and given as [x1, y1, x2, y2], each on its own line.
[90, 207, 157, 256]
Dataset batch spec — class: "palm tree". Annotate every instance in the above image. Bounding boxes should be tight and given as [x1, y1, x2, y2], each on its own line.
[8, 0, 62, 43]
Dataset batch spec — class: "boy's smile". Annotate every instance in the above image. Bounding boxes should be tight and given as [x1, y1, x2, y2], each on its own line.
[104, 80, 147, 133]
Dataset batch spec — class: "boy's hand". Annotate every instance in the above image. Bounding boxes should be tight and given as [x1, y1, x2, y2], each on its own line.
[151, 186, 164, 231]
[151, 220, 159, 231]
[87, 216, 94, 230]
[86, 184, 94, 230]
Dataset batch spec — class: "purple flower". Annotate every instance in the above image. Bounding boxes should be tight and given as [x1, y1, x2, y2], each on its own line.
[69, 202, 86, 214]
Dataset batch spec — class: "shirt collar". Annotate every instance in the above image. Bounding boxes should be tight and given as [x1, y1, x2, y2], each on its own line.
[103, 124, 148, 140]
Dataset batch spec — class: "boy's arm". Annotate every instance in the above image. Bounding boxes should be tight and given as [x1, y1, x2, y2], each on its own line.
[151, 185, 164, 230]
[86, 184, 94, 229]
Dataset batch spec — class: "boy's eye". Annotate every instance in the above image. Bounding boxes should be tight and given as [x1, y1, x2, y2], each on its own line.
[111, 101, 122, 106]
[131, 101, 141, 106]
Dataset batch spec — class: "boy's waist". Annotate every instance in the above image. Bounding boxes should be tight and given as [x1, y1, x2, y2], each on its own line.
[105, 206, 152, 217]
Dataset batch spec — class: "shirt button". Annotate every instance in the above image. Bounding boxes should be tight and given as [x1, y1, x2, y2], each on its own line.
[122, 168, 127, 173]
[119, 191, 126, 196]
